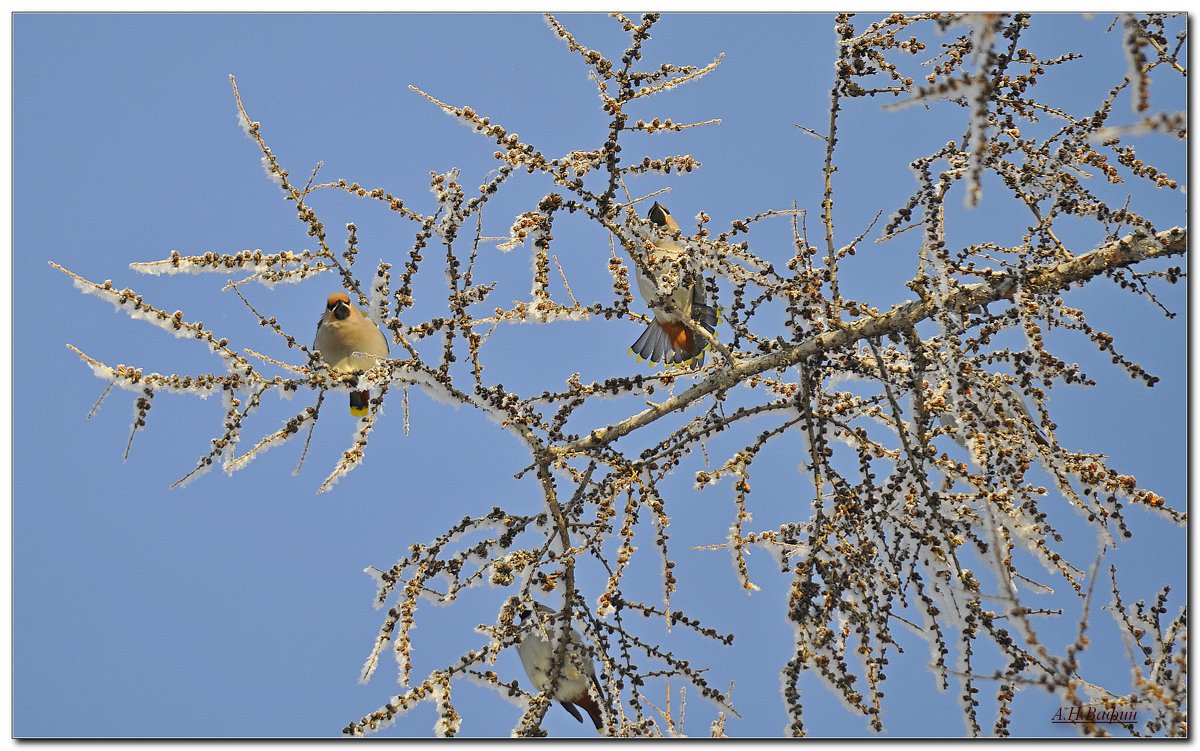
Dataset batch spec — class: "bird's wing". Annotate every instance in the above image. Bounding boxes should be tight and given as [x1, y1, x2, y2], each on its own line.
[313, 313, 327, 352]
[690, 282, 719, 333]
[558, 700, 585, 724]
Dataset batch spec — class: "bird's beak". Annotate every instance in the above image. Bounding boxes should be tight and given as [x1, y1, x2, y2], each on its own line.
[333, 301, 350, 320]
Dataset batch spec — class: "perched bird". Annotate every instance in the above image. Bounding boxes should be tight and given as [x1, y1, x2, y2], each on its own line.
[629, 202, 719, 367]
[515, 603, 605, 731]
[313, 291, 390, 417]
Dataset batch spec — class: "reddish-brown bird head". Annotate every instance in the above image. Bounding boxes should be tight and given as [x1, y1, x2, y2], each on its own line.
[326, 291, 351, 321]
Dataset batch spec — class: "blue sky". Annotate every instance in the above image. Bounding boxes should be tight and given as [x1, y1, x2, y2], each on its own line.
[14, 12, 1186, 738]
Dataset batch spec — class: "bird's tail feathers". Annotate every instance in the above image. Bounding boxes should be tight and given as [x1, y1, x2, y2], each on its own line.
[629, 308, 718, 368]
[630, 320, 675, 365]
[350, 390, 371, 417]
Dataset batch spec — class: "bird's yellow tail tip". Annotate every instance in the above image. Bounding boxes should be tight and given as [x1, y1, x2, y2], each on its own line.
[350, 406, 369, 417]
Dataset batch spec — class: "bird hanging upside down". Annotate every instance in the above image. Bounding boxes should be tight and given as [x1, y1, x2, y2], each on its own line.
[515, 603, 606, 731]
[629, 202, 719, 367]
[313, 291, 390, 417]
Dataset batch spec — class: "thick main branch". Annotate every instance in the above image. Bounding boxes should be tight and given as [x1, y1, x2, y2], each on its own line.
[551, 226, 1186, 457]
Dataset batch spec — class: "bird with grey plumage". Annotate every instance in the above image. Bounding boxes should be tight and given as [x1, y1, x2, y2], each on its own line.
[629, 202, 719, 367]
[313, 291, 390, 417]
[515, 603, 605, 731]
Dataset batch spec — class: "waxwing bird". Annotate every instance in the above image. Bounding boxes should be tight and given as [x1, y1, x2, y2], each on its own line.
[629, 202, 719, 366]
[516, 604, 605, 731]
[313, 291, 390, 417]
